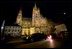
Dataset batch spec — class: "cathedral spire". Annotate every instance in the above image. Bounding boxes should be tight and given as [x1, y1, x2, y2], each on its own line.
[34, 3, 37, 9]
[16, 8, 22, 25]
[18, 8, 22, 16]
[33, 3, 38, 10]
[32, 3, 41, 26]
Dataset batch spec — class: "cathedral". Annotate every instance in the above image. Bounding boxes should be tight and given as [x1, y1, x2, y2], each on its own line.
[16, 4, 54, 36]
[2, 3, 68, 38]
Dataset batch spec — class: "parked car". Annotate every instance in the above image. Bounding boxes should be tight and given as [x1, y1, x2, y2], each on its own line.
[31, 33, 46, 42]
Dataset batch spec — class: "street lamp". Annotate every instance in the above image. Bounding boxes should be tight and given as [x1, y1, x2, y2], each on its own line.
[64, 12, 66, 15]
[1, 20, 5, 40]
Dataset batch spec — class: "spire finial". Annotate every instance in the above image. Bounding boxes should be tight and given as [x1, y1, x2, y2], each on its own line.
[35, 3, 36, 8]
[34, 3, 37, 9]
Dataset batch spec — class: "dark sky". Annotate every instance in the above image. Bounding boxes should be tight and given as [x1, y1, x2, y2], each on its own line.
[0, 0, 72, 24]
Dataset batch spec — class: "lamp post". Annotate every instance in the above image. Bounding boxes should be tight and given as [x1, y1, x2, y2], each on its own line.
[1, 20, 5, 40]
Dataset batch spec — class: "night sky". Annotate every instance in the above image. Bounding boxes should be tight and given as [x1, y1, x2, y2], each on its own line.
[0, 0, 72, 22]
[0, 0, 72, 33]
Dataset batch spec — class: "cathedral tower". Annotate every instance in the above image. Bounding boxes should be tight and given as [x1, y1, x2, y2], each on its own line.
[32, 3, 41, 27]
[16, 9, 23, 26]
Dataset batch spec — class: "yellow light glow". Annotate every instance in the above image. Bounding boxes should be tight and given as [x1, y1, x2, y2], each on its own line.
[30, 27, 35, 35]
[22, 29, 25, 35]
[22, 28, 29, 35]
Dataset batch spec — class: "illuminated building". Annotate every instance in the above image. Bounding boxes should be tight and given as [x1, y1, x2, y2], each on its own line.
[54, 23, 68, 38]
[16, 4, 54, 36]
[3, 3, 54, 37]
[55, 24, 67, 33]
[4, 24, 21, 36]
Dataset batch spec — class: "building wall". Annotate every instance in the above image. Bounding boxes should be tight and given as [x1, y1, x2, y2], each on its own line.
[21, 27, 36, 36]
[4, 26, 21, 36]
[55, 24, 67, 33]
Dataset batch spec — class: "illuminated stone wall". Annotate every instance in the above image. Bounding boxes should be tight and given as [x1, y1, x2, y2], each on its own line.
[4, 26, 21, 36]
[55, 24, 67, 33]
[22, 18, 32, 27]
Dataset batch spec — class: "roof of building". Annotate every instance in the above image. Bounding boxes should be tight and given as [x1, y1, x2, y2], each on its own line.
[22, 18, 32, 22]
[5, 22, 21, 26]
